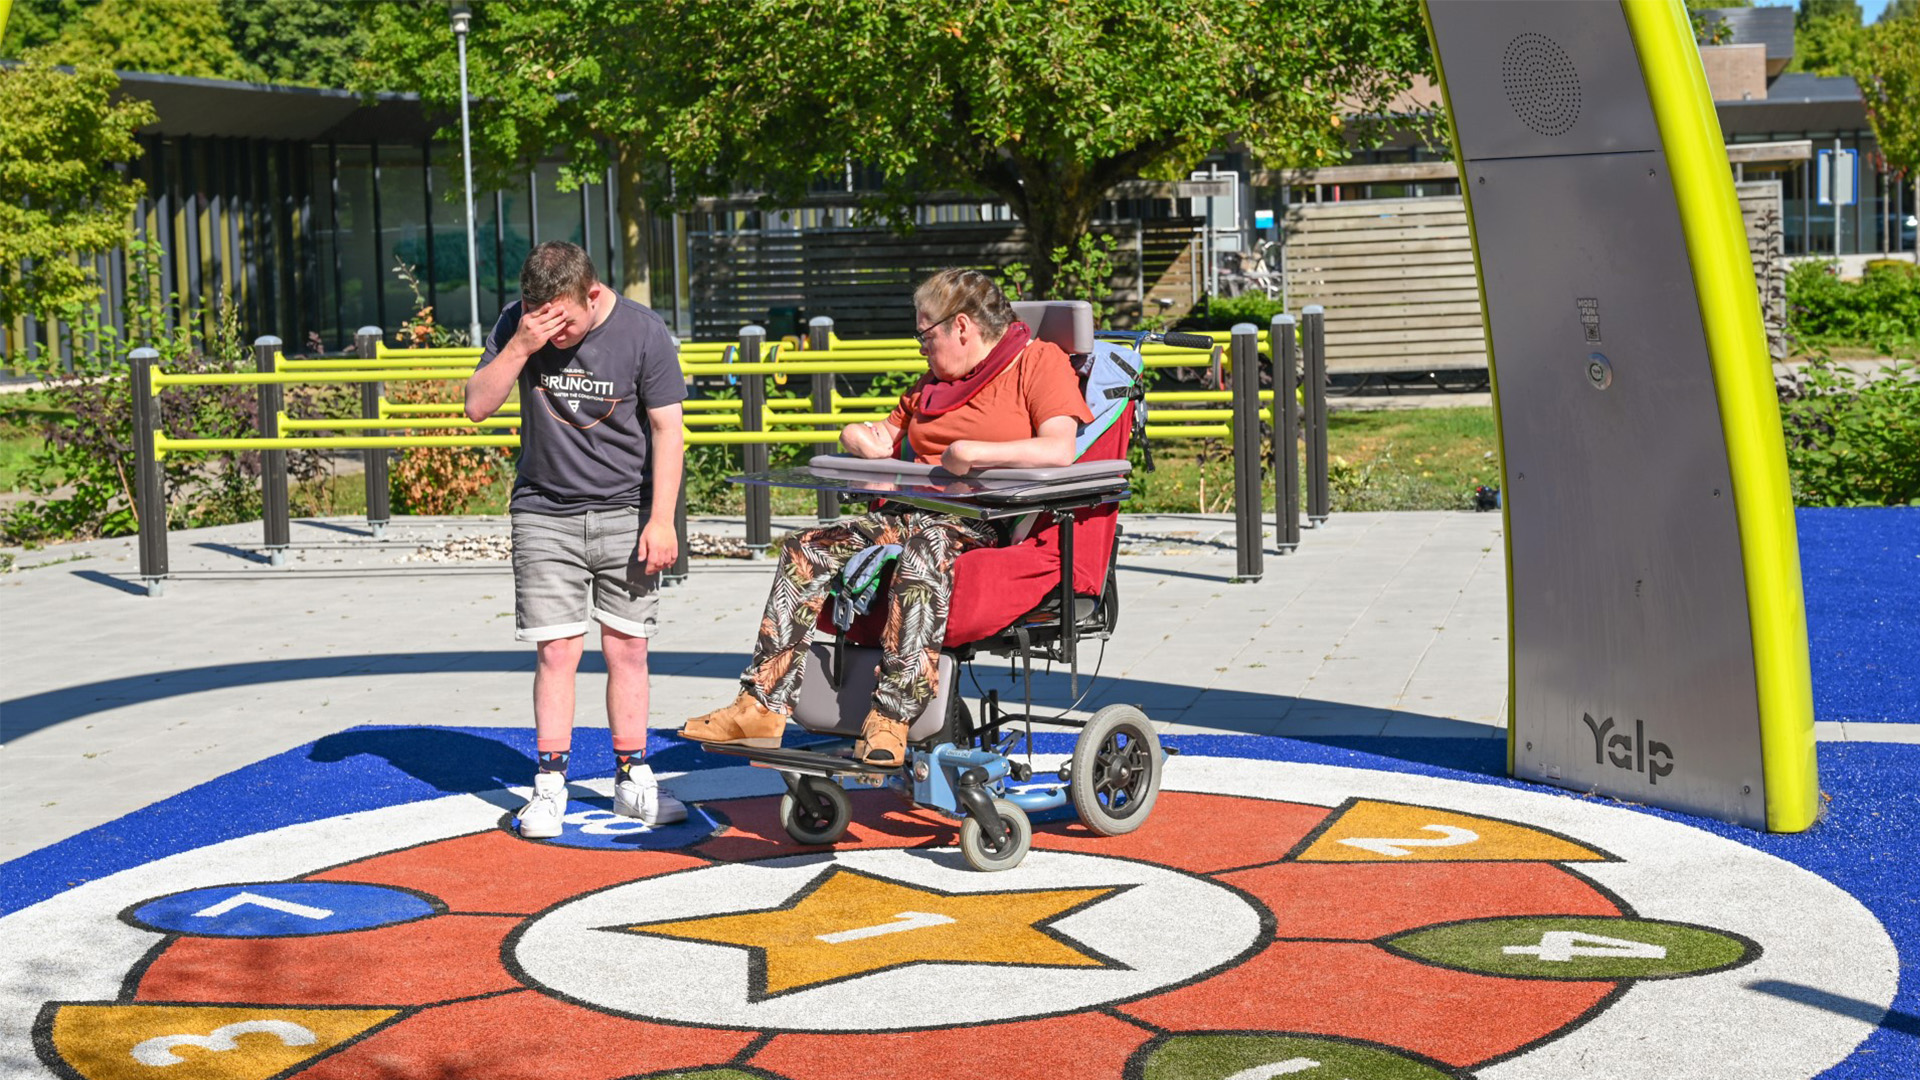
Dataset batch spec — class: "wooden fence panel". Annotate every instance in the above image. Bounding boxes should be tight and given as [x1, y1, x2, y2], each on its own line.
[1283, 197, 1486, 373]
[1283, 187, 1786, 374]
[688, 217, 1204, 339]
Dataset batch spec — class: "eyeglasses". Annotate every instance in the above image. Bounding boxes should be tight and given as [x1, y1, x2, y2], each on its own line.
[912, 311, 957, 344]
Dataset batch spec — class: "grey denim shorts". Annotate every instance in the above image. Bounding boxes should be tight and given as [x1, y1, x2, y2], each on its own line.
[509, 507, 659, 641]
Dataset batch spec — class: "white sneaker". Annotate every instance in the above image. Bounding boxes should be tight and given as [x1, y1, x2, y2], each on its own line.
[614, 763, 688, 825]
[517, 772, 568, 839]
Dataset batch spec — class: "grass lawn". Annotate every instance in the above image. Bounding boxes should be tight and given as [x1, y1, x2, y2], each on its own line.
[1126, 406, 1500, 514]
[0, 391, 65, 493]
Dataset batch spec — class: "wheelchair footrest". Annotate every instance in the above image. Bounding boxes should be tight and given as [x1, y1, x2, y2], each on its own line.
[703, 742, 901, 778]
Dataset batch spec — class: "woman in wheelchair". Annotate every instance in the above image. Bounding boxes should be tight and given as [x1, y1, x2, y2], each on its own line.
[680, 268, 1094, 767]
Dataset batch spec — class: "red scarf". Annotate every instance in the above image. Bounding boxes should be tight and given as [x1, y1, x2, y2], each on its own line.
[914, 321, 1032, 417]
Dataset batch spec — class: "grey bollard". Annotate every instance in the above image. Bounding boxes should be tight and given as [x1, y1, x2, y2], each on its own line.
[739, 325, 771, 551]
[354, 327, 390, 539]
[1229, 323, 1264, 582]
[1302, 306, 1330, 525]
[255, 336, 289, 565]
[1271, 314, 1301, 553]
[130, 347, 168, 595]
[808, 315, 840, 522]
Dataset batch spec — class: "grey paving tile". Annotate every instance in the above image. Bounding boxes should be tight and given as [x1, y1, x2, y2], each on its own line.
[0, 511, 1517, 860]
[1378, 713, 1508, 738]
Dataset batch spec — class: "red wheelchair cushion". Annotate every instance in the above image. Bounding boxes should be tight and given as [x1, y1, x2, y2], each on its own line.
[827, 407, 1131, 648]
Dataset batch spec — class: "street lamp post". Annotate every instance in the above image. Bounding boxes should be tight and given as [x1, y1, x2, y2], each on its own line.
[452, 2, 484, 346]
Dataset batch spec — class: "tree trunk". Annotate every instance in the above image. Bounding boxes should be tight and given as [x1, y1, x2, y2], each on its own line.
[615, 141, 653, 306]
[1017, 169, 1097, 301]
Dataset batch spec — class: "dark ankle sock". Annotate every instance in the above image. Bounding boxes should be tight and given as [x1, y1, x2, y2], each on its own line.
[537, 750, 571, 775]
[615, 751, 647, 782]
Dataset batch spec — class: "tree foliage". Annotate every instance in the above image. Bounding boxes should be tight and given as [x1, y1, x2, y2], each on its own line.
[1790, 5, 1874, 75]
[2, 0, 376, 89]
[0, 54, 154, 328]
[219, 0, 375, 90]
[1861, 7, 1920, 176]
[367, 0, 1431, 295]
[0, 0, 83, 55]
[1686, 0, 1750, 47]
[22, 0, 261, 81]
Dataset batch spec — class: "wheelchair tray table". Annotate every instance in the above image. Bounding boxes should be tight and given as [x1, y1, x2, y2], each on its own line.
[729, 455, 1131, 519]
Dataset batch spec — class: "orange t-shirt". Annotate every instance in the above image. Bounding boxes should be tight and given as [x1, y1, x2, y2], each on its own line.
[886, 339, 1095, 464]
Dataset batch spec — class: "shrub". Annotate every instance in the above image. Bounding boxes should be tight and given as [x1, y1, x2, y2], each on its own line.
[1177, 293, 1291, 332]
[0, 245, 263, 545]
[385, 378, 511, 516]
[1777, 355, 1920, 506]
[381, 261, 515, 516]
[1785, 259, 1920, 355]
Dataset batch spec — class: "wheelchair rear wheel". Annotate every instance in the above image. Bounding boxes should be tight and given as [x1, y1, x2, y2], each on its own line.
[779, 776, 852, 845]
[959, 798, 1031, 871]
[1069, 704, 1163, 836]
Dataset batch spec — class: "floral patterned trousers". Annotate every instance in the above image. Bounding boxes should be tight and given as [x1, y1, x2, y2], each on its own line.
[743, 509, 997, 722]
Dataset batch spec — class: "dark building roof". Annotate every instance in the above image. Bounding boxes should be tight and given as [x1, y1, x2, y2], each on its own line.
[1762, 72, 1866, 104]
[1704, 6, 1796, 64]
[113, 70, 442, 143]
[1717, 73, 1868, 138]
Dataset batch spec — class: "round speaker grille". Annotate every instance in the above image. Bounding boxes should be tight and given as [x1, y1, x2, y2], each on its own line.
[1501, 32, 1581, 137]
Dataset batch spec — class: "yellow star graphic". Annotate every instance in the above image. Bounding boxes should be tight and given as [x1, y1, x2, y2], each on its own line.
[612, 866, 1130, 1000]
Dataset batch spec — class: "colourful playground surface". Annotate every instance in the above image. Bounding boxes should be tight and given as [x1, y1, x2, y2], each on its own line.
[2, 508, 1915, 1080]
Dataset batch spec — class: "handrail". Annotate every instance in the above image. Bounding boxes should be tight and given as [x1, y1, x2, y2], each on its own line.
[127, 318, 1328, 596]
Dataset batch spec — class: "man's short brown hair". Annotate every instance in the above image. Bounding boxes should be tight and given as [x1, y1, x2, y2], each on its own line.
[520, 241, 597, 308]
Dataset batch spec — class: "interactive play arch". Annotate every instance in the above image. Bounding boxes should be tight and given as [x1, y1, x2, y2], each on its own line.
[1421, 0, 1817, 830]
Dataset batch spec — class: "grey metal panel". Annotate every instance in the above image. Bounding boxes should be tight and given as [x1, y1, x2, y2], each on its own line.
[1468, 150, 1766, 827]
[791, 643, 955, 742]
[1427, 1, 1662, 161]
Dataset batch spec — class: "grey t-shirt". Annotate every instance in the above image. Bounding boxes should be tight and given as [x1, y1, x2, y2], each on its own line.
[478, 296, 686, 515]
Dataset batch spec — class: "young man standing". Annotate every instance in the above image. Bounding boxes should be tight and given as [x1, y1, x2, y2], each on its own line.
[465, 241, 688, 837]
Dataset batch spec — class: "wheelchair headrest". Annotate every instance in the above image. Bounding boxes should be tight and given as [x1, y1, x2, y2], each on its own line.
[1010, 300, 1094, 356]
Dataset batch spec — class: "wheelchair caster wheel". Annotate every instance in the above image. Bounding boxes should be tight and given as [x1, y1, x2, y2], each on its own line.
[958, 798, 1030, 872]
[779, 776, 852, 845]
[1069, 704, 1162, 836]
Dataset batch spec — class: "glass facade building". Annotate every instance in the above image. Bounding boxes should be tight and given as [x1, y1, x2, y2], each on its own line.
[4, 73, 675, 368]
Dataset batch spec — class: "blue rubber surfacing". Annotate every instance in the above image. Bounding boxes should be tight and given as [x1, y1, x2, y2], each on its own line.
[1800, 507, 1920, 724]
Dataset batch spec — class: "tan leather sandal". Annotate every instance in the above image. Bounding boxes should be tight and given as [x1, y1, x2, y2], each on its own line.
[856, 710, 910, 767]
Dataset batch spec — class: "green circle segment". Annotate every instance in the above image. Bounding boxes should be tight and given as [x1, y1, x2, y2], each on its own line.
[1385, 915, 1756, 981]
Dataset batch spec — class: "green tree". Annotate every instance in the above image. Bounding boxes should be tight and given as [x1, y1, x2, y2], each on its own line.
[1862, 9, 1920, 257]
[1791, 0, 1872, 75]
[0, 0, 86, 56]
[0, 54, 154, 337]
[28, 0, 261, 81]
[1686, 0, 1751, 47]
[367, 0, 1429, 300]
[1800, 0, 1863, 24]
[3, 0, 377, 89]
[219, 0, 374, 90]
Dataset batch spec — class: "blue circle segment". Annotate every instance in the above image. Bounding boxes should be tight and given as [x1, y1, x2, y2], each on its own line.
[128, 881, 438, 937]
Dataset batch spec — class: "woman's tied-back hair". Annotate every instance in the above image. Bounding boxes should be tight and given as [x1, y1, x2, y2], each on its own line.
[913, 268, 1017, 340]
[520, 241, 597, 308]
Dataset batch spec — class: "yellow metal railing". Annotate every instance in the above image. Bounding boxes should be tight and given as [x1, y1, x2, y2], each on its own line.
[148, 335, 1279, 458]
